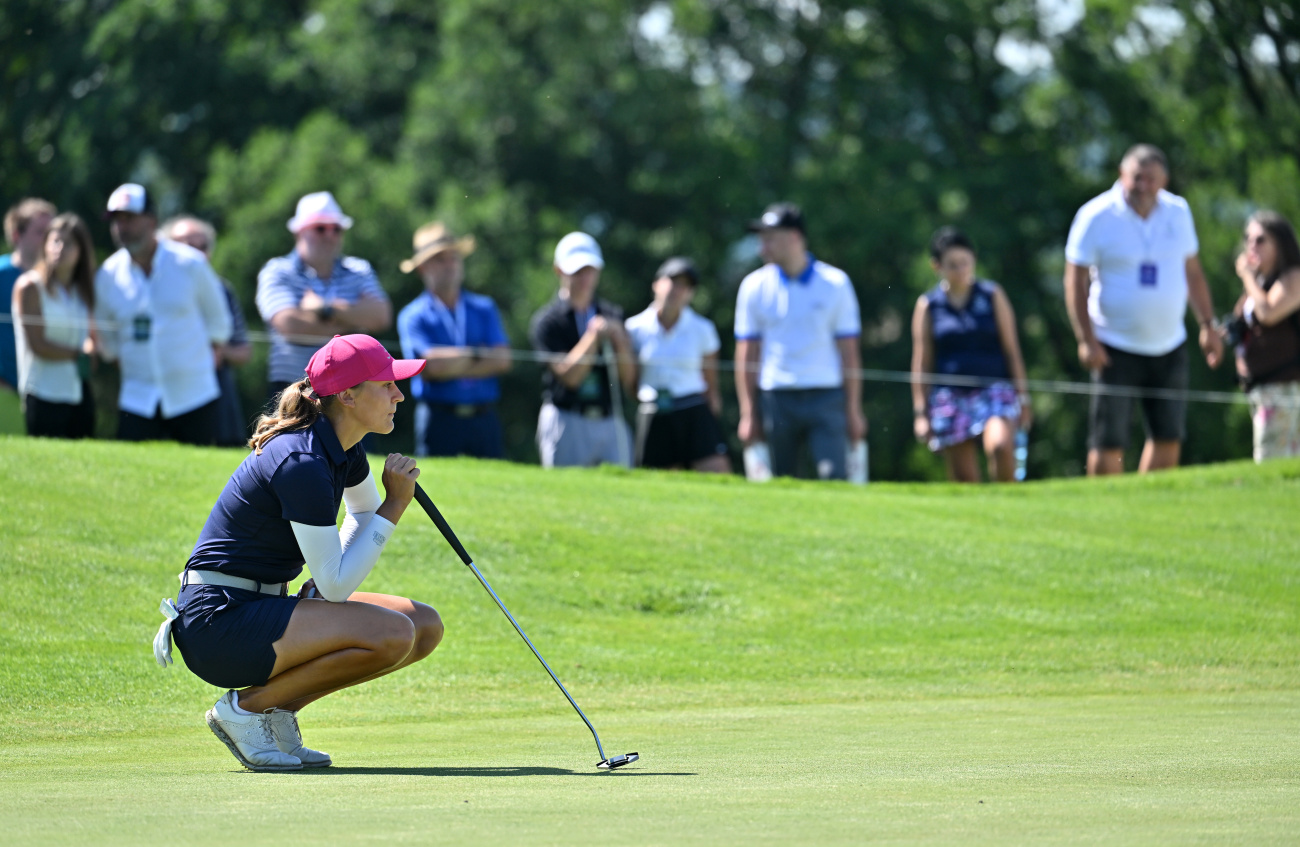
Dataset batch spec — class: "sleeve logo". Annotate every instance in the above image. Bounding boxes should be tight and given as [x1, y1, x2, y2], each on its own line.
[372, 530, 387, 545]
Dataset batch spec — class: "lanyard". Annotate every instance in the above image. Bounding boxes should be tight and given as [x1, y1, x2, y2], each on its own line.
[430, 294, 467, 346]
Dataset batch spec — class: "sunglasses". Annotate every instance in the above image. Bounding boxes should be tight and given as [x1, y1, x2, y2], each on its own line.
[1248, 234, 1269, 247]
[311, 224, 344, 235]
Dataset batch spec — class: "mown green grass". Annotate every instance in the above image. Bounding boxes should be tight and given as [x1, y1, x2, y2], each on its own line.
[1, 438, 1297, 844]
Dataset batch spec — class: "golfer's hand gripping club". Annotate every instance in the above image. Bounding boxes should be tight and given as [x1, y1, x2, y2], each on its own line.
[411, 483, 638, 770]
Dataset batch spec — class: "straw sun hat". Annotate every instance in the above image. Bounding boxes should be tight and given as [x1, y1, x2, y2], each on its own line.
[399, 222, 476, 273]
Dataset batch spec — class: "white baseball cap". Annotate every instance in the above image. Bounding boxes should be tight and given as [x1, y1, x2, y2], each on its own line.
[106, 183, 153, 216]
[553, 232, 605, 275]
[287, 191, 354, 234]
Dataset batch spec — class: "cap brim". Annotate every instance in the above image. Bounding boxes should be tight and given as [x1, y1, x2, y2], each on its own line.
[288, 213, 355, 234]
[555, 253, 605, 275]
[385, 359, 427, 382]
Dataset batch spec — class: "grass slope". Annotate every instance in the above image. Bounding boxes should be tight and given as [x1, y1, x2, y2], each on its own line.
[0, 438, 1297, 844]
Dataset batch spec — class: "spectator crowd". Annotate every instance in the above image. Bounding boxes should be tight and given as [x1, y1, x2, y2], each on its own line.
[5, 143, 1300, 477]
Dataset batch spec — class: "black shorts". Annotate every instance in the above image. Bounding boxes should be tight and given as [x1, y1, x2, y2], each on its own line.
[118, 398, 219, 446]
[640, 401, 728, 469]
[1089, 342, 1188, 450]
[24, 386, 95, 439]
[172, 584, 299, 689]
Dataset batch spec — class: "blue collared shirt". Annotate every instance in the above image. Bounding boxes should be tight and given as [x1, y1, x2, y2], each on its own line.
[256, 251, 390, 382]
[0, 253, 24, 388]
[187, 415, 370, 584]
[397, 290, 509, 404]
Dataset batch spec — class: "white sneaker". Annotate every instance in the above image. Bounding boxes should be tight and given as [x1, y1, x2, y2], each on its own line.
[268, 708, 332, 767]
[205, 691, 303, 772]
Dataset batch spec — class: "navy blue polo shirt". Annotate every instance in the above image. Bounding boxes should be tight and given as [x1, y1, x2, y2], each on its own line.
[926, 279, 1010, 384]
[397, 290, 508, 405]
[186, 415, 371, 584]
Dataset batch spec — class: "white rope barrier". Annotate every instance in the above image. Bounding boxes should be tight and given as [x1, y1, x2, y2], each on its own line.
[2, 312, 1285, 407]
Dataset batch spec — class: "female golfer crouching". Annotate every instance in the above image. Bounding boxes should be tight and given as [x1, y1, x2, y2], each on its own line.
[163, 334, 442, 771]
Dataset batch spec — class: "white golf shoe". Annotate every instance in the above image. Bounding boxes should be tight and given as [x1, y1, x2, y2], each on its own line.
[205, 690, 303, 772]
[268, 708, 332, 767]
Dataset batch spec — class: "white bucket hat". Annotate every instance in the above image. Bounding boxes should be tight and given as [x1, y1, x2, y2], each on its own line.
[287, 191, 354, 234]
[553, 232, 604, 275]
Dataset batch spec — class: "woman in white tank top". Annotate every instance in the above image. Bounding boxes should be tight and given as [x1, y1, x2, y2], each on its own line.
[12, 213, 97, 438]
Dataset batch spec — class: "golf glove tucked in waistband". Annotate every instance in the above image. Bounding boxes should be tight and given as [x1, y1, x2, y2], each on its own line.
[153, 598, 179, 668]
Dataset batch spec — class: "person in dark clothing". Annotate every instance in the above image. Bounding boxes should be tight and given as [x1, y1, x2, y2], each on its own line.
[1228, 211, 1300, 461]
[910, 227, 1032, 482]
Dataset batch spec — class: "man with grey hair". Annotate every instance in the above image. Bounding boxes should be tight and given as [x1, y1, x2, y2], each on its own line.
[161, 215, 252, 446]
[1064, 144, 1223, 475]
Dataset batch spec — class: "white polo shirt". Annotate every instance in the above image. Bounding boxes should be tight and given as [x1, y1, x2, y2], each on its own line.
[734, 256, 860, 391]
[625, 305, 720, 399]
[1065, 182, 1200, 356]
[95, 239, 232, 418]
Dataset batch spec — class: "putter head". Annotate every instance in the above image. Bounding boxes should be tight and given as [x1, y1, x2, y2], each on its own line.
[597, 752, 639, 770]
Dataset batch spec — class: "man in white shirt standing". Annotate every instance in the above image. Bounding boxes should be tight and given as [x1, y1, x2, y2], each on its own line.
[735, 203, 865, 480]
[95, 184, 233, 445]
[1064, 145, 1223, 475]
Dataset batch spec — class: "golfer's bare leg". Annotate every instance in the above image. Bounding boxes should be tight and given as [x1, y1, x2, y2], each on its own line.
[983, 417, 1016, 482]
[235, 600, 415, 713]
[1139, 439, 1180, 473]
[274, 593, 444, 713]
[944, 440, 980, 482]
[1087, 447, 1125, 476]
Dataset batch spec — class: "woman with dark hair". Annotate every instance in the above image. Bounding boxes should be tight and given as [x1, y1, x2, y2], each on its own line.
[12, 212, 97, 438]
[154, 334, 443, 772]
[911, 227, 1032, 482]
[1228, 211, 1300, 461]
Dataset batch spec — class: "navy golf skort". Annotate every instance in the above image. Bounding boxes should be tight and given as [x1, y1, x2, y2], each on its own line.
[172, 584, 299, 689]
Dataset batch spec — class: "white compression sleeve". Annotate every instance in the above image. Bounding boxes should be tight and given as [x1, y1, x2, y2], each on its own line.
[291, 517, 395, 602]
[339, 469, 383, 551]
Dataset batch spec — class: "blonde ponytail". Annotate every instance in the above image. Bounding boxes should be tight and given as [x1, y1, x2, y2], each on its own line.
[248, 378, 331, 454]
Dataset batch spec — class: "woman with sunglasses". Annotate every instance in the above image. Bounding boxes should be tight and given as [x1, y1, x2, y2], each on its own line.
[156, 334, 442, 771]
[11, 212, 98, 438]
[1228, 211, 1300, 461]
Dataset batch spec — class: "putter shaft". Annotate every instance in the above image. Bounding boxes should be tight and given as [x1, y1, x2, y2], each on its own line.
[412, 484, 609, 763]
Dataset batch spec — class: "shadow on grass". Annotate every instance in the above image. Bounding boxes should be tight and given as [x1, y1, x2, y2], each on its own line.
[276, 765, 695, 778]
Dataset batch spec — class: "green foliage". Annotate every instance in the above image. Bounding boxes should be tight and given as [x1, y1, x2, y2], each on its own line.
[4, 0, 1294, 476]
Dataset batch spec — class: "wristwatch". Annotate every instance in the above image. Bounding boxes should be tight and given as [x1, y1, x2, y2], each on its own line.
[316, 304, 335, 322]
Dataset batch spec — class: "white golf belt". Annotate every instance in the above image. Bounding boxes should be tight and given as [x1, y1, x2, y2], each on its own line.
[179, 569, 286, 595]
[153, 571, 287, 669]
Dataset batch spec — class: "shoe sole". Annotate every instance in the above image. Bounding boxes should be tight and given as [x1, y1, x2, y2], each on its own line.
[205, 709, 303, 772]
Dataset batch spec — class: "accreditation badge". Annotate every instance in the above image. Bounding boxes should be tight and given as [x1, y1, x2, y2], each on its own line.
[1139, 262, 1158, 287]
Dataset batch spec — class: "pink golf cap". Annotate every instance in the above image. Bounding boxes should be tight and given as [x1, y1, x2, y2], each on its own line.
[306, 334, 426, 397]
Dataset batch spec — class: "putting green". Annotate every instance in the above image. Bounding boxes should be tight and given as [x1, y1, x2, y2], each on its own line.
[1, 439, 1297, 843]
[2, 692, 1296, 845]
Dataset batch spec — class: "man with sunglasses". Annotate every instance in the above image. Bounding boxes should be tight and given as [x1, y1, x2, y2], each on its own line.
[1064, 144, 1223, 475]
[256, 192, 392, 404]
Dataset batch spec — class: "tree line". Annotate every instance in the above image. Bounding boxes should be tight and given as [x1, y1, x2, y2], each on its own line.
[5, 0, 1298, 478]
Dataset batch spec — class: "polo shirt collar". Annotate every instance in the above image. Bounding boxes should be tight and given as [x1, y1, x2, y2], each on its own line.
[1109, 181, 1168, 217]
[777, 253, 817, 286]
[292, 251, 344, 280]
[311, 414, 349, 465]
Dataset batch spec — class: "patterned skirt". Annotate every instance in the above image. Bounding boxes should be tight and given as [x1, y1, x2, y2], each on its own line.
[927, 381, 1020, 452]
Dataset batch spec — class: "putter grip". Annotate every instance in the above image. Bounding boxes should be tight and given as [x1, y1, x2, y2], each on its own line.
[413, 484, 473, 565]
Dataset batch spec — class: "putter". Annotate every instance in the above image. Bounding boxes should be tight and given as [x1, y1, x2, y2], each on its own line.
[412, 483, 639, 771]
